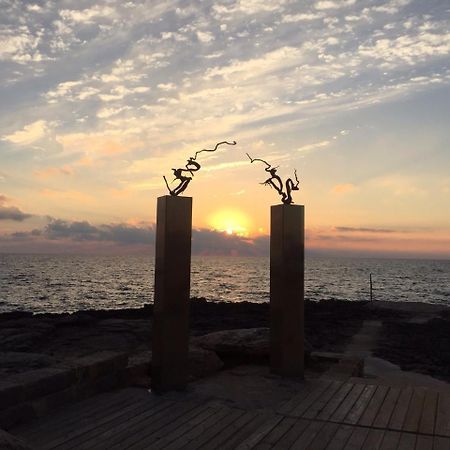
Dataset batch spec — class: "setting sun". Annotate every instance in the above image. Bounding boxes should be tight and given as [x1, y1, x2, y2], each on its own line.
[209, 209, 251, 236]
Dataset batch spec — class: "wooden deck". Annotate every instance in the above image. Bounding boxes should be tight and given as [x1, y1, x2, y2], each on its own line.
[12, 377, 450, 449]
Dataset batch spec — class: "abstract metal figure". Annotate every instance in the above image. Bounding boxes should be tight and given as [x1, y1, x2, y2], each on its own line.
[164, 141, 237, 196]
[247, 153, 300, 204]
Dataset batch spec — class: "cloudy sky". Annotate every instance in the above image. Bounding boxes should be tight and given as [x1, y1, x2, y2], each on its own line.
[1, 0, 449, 257]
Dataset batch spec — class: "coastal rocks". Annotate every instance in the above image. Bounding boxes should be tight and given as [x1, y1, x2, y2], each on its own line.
[188, 346, 224, 380]
[192, 328, 312, 365]
[0, 352, 57, 376]
[0, 351, 129, 429]
[126, 346, 224, 386]
[0, 429, 32, 450]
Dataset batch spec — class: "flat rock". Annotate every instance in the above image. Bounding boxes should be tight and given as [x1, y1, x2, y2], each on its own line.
[0, 352, 56, 375]
[127, 345, 224, 383]
[188, 345, 224, 379]
[0, 429, 33, 449]
[192, 328, 312, 364]
[192, 328, 270, 359]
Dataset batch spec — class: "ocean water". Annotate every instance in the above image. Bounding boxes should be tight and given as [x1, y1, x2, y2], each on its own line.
[0, 254, 449, 313]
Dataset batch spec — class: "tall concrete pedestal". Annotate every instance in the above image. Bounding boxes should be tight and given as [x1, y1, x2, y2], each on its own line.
[151, 195, 192, 392]
[270, 204, 305, 378]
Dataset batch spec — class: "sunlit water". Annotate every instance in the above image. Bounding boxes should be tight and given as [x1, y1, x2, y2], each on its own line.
[0, 254, 449, 313]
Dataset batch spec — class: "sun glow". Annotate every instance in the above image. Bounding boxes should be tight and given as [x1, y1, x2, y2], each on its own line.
[209, 209, 251, 236]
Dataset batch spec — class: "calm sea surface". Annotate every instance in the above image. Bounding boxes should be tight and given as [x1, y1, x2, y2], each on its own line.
[0, 254, 449, 313]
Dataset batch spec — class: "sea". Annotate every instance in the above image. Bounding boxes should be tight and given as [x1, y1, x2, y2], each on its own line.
[0, 254, 449, 313]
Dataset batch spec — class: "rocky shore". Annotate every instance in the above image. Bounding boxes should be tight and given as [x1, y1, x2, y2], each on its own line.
[2, 297, 448, 381]
[1, 297, 449, 433]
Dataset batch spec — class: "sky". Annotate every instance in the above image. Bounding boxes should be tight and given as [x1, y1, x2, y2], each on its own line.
[0, 0, 449, 258]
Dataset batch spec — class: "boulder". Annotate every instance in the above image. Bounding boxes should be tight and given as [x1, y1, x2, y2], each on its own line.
[188, 346, 224, 380]
[0, 352, 56, 375]
[0, 429, 33, 449]
[192, 328, 270, 362]
[191, 328, 312, 364]
[126, 345, 223, 385]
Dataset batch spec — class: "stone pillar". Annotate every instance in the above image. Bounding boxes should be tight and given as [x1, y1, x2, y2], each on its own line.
[270, 204, 305, 378]
[151, 195, 192, 391]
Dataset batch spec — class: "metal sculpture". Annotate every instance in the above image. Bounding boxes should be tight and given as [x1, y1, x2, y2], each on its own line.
[247, 153, 300, 204]
[164, 141, 237, 196]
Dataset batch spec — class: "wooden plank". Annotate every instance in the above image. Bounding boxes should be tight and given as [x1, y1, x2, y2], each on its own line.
[303, 381, 344, 420]
[307, 421, 339, 450]
[291, 419, 325, 450]
[174, 408, 244, 450]
[290, 380, 334, 417]
[436, 394, 450, 437]
[357, 384, 389, 427]
[110, 403, 214, 450]
[235, 414, 284, 449]
[419, 390, 438, 435]
[275, 419, 311, 449]
[342, 426, 370, 450]
[254, 417, 296, 449]
[42, 396, 174, 449]
[69, 400, 191, 450]
[163, 407, 243, 450]
[389, 387, 413, 431]
[433, 436, 450, 450]
[361, 428, 385, 449]
[277, 380, 320, 415]
[317, 383, 354, 421]
[18, 388, 146, 440]
[396, 432, 417, 450]
[344, 384, 377, 425]
[379, 430, 401, 450]
[207, 411, 267, 450]
[220, 412, 271, 450]
[373, 387, 401, 429]
[415, 434, 434, 450]
[324, 424, 353, 450]
[403, 388, 426, 433]
[331, 384, 365, 423]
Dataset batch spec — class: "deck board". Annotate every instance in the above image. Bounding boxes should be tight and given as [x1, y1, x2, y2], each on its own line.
[10, 375, 450, 449]
[373, 387, 400, 429]
[404, 388, 427, 433]
[357, 384, 389, 427]
[331, 384, 365, 423]
[436, 394, 450, 437]
[389, 386, 414, 430]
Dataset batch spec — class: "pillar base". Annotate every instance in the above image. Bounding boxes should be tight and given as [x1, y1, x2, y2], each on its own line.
[151, 195, 192, 392]
[270, 204, 305, 378]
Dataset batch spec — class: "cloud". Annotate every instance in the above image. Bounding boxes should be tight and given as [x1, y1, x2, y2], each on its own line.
[44, 219, 155, 244]
[334, 226, 397, 233]
[196, 31, 214, 43]
[0, 218, 270, 256]
[281, 13, 323, 23]
[297, 140, 331, 154]
[0, 195, 32, 221]
[315, 0, 356, 10]
[331, 183, 356, 194]
[34, 166, 73, 179]
[2, 120, 49, 145]
[59, 6, 116, 24]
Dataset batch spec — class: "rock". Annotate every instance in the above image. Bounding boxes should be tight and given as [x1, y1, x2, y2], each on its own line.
[0, 352, 56, 374]
[192, 328, 312, 365]
[0, 429, 33, 449]
[0, 331, 49, 352]
[126, 346, 223, 385]
[188, 346, 224, 380]
[192, 328, 270, 362]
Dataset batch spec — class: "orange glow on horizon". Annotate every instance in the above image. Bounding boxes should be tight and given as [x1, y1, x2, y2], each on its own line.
[208, 208, 251, 236]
